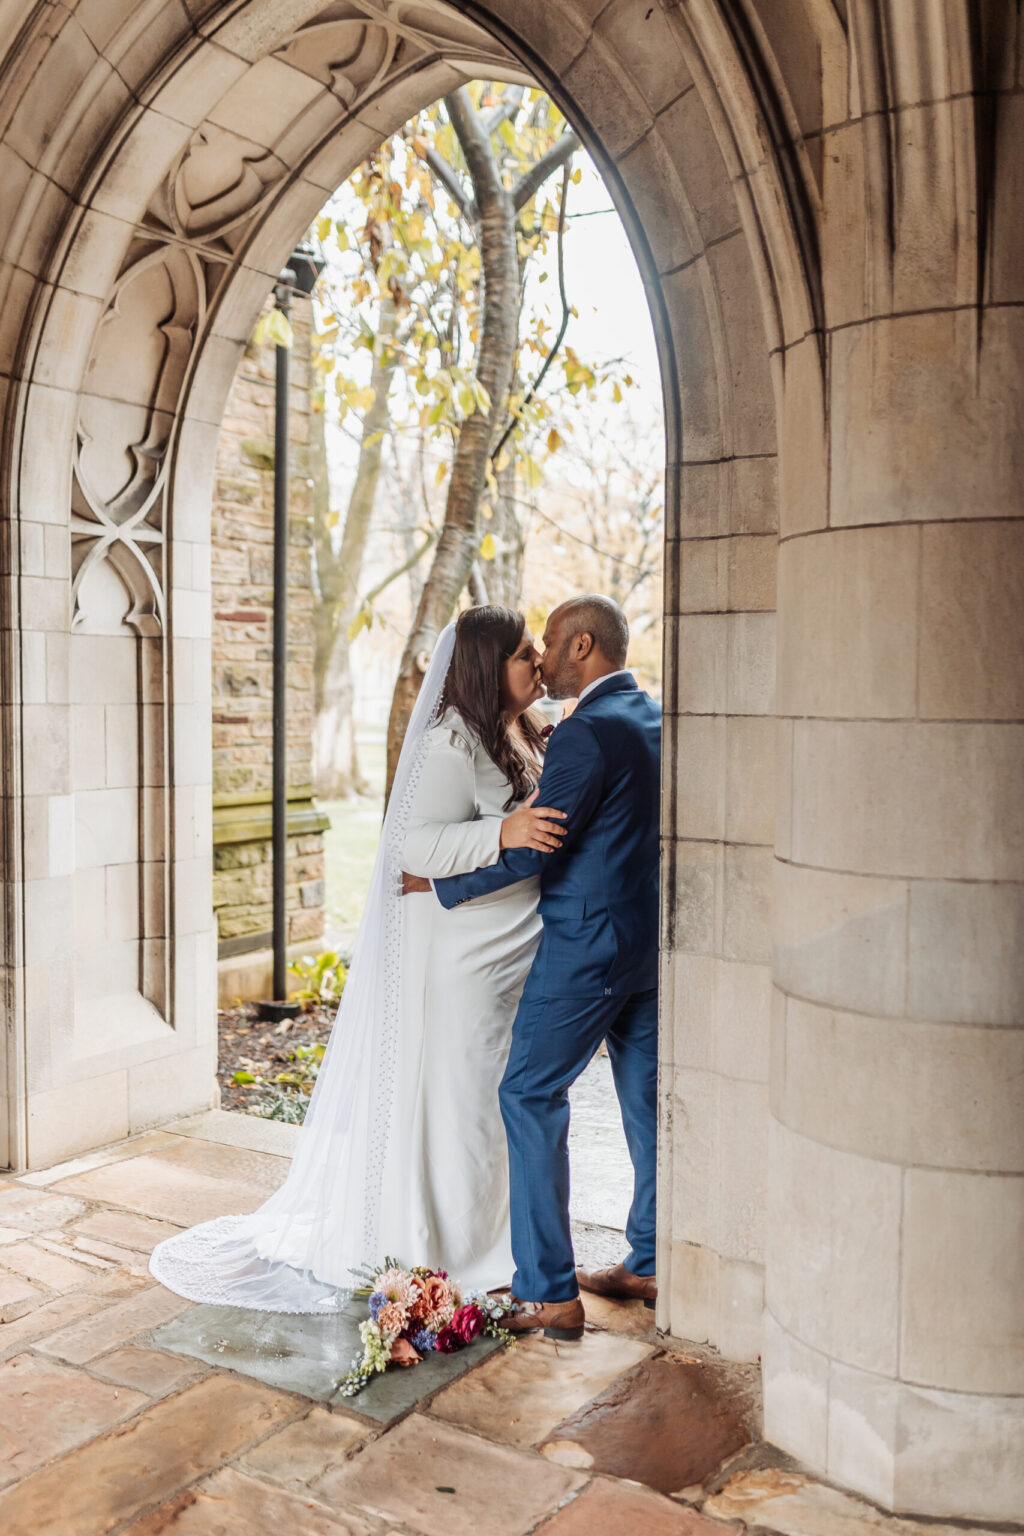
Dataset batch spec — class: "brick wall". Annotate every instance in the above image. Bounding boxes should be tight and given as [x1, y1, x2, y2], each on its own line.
[210, 296, 328, 965]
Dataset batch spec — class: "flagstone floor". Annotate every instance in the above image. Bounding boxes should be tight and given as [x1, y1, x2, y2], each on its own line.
[0, 1110, 1017, 1536]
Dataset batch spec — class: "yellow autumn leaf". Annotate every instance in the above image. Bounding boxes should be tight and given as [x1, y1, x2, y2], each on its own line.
[521, 454, 543, 489]
[546, 428, 562, 454]
[480, 502, 493, 520]
[479, 533, 497, 561]
[254, 307, 293, 350]
[316, 214, 332, 242]
[435, 460, 449, 485]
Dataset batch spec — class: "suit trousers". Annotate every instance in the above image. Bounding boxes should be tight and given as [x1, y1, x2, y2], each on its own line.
[498, 984, 659, 1303]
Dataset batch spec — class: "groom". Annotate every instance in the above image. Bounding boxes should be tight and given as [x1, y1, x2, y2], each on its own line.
[427, 594, 660, 1339]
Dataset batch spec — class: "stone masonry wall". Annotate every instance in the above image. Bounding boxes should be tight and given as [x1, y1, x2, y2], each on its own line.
[211, 295, 328, 959]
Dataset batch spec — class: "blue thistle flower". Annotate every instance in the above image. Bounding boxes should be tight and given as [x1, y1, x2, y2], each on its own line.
[410, 1328, 436, 1353]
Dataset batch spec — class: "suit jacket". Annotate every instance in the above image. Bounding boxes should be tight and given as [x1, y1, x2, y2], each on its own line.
[433, 673, 661, 997]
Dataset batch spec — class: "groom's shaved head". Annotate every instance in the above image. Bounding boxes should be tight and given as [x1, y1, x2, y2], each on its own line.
[551, 595, 629, 668]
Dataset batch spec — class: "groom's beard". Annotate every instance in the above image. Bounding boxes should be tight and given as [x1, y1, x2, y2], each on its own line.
[541, 649, 581, 700]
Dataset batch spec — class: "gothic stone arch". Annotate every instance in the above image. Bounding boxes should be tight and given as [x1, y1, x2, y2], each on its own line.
[1, 1, 1021, 1520]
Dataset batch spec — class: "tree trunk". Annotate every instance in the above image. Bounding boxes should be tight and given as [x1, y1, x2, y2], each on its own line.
[385, 88, 521, 795]
[313, 301, 399, 798]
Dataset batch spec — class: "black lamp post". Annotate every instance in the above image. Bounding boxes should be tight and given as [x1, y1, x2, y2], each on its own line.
[264, 241, 325, 1015]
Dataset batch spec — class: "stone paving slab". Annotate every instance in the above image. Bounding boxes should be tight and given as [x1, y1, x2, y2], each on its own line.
[167, 1107, 301, 1157]
[0, 1351, 147, 1487]
[0, 1290, 117, 1361]
[122, 1464, 375, 1534]
[0, 1187, 87, 1232]
[151, 1297, 504, 1420]
[88, 1343, 207, 1396]
[35, 1281, 192, 1364]
[0, 1374, 302, 1536]
[52, 1135, 289, 1226]
[427, 1329, 652, 1449]
[535, 1476, 729, 1535]
[704, 1469, 1013, 1536]
[540, 1353, 754, 1495]
[313, 1412, 588, 1536]
[236, 1404, 369, 1490]
[70, 1208, 183, 1253]
[15, 1131, 179, 1189]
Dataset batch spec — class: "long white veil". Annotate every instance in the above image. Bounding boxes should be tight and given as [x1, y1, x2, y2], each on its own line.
[150, 622, 458, 1312]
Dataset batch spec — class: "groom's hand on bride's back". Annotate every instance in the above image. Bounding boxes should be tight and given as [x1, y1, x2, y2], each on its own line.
[500, 789, 567, 853]
[401, 872, 432, 894]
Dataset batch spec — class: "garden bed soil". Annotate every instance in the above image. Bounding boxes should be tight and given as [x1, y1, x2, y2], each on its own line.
[217, 1001, 336, 1114]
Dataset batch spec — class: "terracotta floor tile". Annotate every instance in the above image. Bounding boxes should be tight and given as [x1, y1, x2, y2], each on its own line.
[0, 1373, 301, 1536]
[0, 1240, 103, 1293]
[55, 1139, 287, 1226]
[237, 1405, 369, 1490]
[0, 1188, 86, 1233]
[0, 1291, 116, 1361]
[314, 1414, 587, 1536]
[428, 1330, 652, 1449]
[122, 1465, 374, 1535]
[0, 1352, 147, 1486]
[71, 1210, 183, 1253]
[539, 1354, 753, 1494]
[88, 1345, 206, 1396]
[34, 1282, 192, 1363]
[535, 1478, 726, 1535]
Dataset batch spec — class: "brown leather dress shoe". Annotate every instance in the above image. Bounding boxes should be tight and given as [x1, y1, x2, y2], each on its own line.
[505, 1295, 585, 1340]
[575, 1261, 657, 1308]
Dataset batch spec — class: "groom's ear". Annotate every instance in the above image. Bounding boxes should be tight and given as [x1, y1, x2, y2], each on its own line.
[574, 631, 594, 660]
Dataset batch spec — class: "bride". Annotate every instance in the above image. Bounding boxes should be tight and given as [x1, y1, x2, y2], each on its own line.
[150, 605, 566, 1310]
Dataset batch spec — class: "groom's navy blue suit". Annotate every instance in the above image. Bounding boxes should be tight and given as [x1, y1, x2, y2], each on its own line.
[434, 673, 661, 1302]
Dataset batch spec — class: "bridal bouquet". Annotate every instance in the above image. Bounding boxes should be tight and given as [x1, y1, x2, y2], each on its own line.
[337, 1258, 514, 1397]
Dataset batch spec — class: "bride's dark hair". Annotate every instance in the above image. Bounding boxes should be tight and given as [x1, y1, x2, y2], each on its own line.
[440, 604, 547, 808]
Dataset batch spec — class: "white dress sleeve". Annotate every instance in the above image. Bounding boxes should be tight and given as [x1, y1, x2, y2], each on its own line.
[401, 724, 504, 878]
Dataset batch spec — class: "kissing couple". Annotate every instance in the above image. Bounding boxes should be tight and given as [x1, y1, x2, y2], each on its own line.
[152, 594, 661, 1340]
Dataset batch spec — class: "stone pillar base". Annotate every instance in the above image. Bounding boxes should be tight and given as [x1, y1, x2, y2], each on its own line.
[763, 1312, 1024, 1523]
[659, 1238, 763, 1363]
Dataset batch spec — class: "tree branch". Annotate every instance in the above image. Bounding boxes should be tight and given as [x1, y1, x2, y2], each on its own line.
[363, 533, 437, 606]
[484, 87, 525, 137]
[512, 129, 581, 212]
[421, 143, 473, 221]
[491, 161, 572, 465]
[445, 86, 505, 206]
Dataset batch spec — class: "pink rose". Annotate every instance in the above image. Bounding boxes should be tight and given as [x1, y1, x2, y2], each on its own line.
[451, 1304, 485, 1344]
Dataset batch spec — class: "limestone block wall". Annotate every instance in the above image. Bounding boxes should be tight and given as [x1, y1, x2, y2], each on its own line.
[761, 12, 1024, 1520]
[210, 297, 329, 975]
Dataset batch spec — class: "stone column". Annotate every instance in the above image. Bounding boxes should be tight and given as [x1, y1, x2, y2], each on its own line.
[766, 37, 1024, 1520]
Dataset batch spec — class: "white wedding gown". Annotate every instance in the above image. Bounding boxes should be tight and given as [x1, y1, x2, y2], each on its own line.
[149, 642, 541, 1310]
[378, 708, 541, 1287]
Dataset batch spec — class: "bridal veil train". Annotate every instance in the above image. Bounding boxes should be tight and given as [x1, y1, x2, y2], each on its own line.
[149, 624, 459, 1312]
